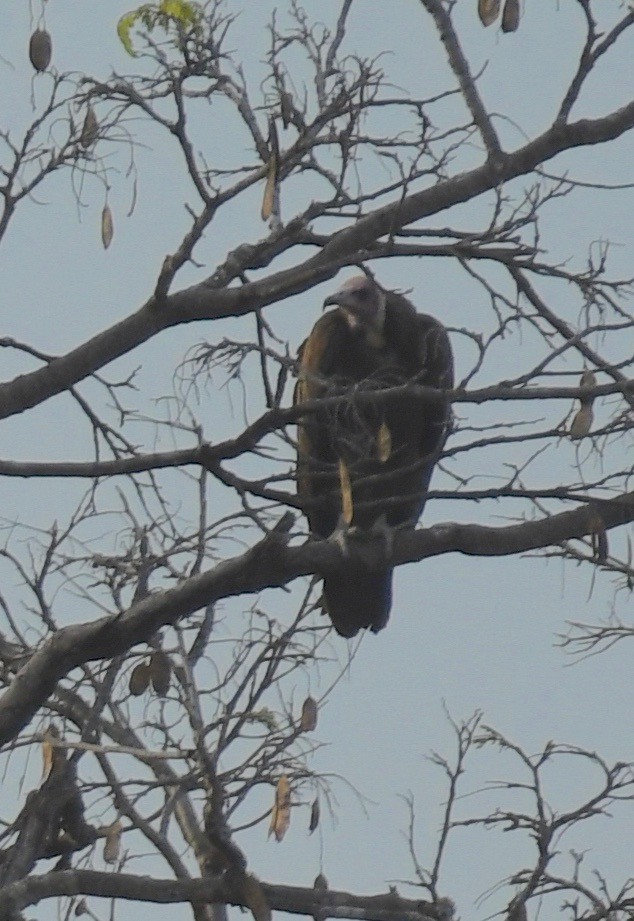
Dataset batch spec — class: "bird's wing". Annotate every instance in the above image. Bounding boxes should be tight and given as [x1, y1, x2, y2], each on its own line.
[294, 312, 346, 506]
[411, 315, 454, 464]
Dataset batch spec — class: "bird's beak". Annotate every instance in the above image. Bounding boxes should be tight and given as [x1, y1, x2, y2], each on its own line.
[323, 291, 352, 311]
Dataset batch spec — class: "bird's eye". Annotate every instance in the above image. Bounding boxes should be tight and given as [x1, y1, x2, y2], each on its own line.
[357, 289, 369, 301]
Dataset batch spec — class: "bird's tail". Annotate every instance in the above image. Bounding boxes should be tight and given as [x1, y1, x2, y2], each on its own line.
[323, 567, 393, 638]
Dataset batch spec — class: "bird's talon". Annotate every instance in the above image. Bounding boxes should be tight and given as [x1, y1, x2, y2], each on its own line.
[328, 516, 357, 556]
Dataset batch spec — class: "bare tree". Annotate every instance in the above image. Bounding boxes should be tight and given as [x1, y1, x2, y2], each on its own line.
[0, 2, 632, 921]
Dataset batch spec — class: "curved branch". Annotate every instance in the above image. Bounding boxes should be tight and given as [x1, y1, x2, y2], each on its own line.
[0, 103, 632, 420]
[0, 491, 631, 748]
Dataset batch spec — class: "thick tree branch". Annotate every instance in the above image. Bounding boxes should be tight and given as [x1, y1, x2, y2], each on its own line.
[0, 104, 632, 421]
[0, 869, 442, 921]
[0, 490, 631, 748]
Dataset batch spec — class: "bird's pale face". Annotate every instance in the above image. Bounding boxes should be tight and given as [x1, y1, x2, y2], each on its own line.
[323, 275, 386, 336]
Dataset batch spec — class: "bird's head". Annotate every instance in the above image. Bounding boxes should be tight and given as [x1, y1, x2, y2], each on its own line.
[323, 275, 386, 338]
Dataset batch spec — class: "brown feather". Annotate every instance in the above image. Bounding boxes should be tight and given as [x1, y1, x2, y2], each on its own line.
[295, 283, 453, 636]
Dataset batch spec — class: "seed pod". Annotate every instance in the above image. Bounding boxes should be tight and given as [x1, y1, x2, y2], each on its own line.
[129, 661, 151, 696]
[103, 819, 122, 865]
[300, 696, 318, 732]
[478, 0, 501, 26]
[308, 797, 320, 833]
[29, 28, 52, 72]
[80, 105, 99, 149]
[569, 403, 593, 439]
[268, 775, 291, 842]
[101, 204, 114, 249]
[501, 0, 520, 32]
[149, 649, 172, 697]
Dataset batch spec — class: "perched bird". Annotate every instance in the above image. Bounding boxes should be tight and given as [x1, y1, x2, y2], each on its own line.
[294, 274, 454, 637]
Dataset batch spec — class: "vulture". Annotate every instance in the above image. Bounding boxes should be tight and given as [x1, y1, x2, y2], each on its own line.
[294, 274, 454, 638]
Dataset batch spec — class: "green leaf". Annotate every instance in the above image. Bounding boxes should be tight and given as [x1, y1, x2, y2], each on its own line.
[117, 1, 201, 54]
[117, 12, 140, 56]
[159, 0, 201, 24]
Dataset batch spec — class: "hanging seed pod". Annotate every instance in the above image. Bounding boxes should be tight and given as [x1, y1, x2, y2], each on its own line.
[308, 797, 320, 833]
[29, 28, 52, 72]
[80, 105, 99, 149]
[300, 696, 318, 732]
[103, 819, 122, 865]
[501, 0, 520, 33]
[149, 649, 172, 697]
[569, 403, 593, 439]
[101, 204, 114, 249]
[268, 774, 291, 842]
[478, 0, 501, 27]
[128, 661, 151, 696]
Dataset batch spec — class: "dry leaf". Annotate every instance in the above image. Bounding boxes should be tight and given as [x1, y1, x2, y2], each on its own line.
[377, 421, 392, 463]
[29, 28, 52, 72]
[128, 661, 151, 696]
[149, 649, 171, 696]
[41, 725, 59, 781]
[268, 774, 291, 842]
[75, 899, 88, 916]
[300, 696, 318, 732]
[478, 0, 501, 26]
[101, 205, 114, 249]
[103, 819, 122, 865]
[338, 458, 353, 525]
[308, 797, 320, 834]
[501, 0, 520, 32]
[569, 403, 593, 438]
[242, 873, 272, 921]
[80, 105, 99, 149]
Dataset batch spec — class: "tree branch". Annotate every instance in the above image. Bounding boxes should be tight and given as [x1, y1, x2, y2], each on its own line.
[0, 103, 632, 420]
[0, 490, 631, 747]
[0, 869, 442, 921]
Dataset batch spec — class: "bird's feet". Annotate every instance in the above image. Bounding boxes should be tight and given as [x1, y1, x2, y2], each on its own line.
[327, 514, 360, 557]
[328, 514, 394, 564]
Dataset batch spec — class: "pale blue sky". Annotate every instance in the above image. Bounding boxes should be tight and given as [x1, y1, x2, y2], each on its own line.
[1, 3, 633, 920]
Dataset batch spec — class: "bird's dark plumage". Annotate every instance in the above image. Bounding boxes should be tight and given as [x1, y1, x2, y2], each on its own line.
[294, 275, 454, 637]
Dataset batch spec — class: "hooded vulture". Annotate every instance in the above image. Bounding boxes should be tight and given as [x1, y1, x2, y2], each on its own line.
[294, 274, 453, 638]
